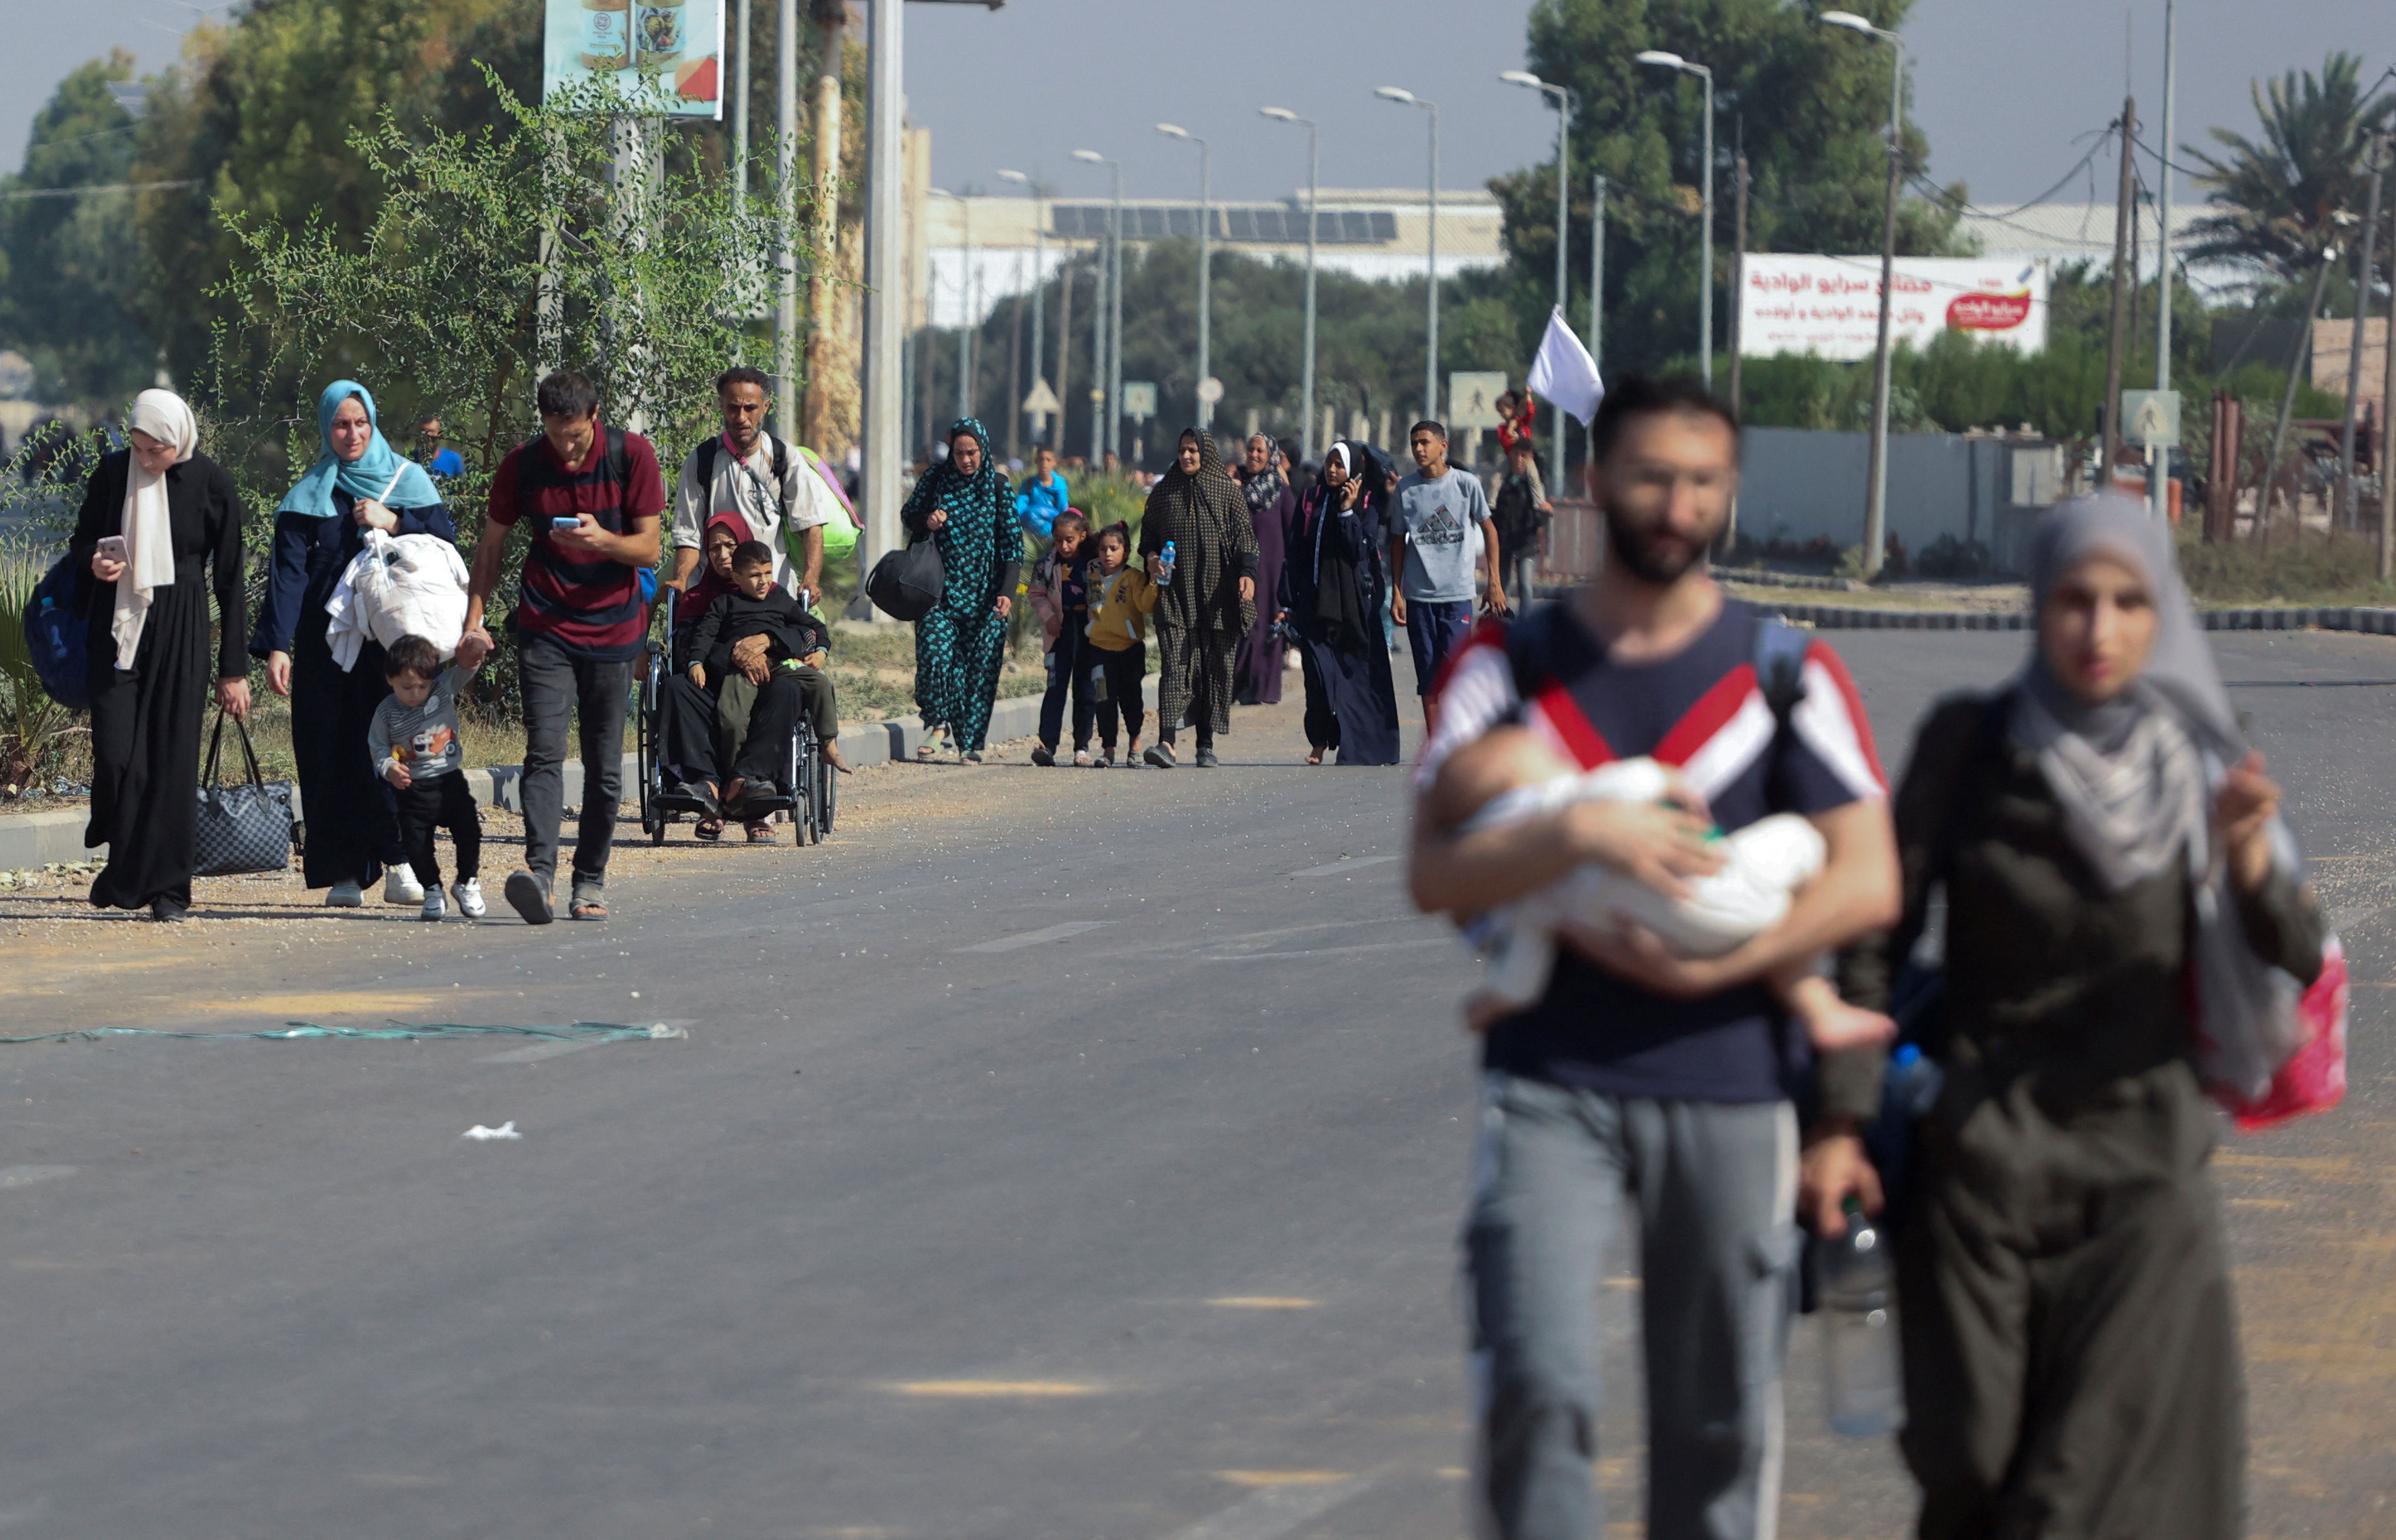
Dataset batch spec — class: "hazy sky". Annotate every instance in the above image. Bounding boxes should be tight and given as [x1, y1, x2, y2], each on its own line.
[9, 0, 2387, 217]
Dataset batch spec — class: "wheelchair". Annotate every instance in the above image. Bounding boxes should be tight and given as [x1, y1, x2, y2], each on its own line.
[634, 586, 836, 846]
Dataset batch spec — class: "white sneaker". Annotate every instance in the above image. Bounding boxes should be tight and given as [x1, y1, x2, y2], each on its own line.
[452, 878, 486, 919]
[385, 868, 425, 904]
[326, 880, 364, 908]
[419, 889, 447, 922]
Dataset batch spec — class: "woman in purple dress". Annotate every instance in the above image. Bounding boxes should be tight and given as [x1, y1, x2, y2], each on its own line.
[1232, 433, 1292, 706]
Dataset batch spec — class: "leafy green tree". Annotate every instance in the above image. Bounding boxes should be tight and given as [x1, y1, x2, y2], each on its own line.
[0, 53, 156, 401]
[2182, 50, 2394, 289]
[203, 71, 792, 538]
[1493, 0, 1965, 380]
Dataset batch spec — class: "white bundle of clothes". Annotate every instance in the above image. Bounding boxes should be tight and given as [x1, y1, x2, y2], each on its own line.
[325, 528, 470, 671]
[1466, 755, 1827, 1012]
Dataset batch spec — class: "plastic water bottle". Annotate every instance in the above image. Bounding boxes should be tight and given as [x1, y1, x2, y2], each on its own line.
[1817, 1196, 1902, 1438]
[1157, 540, 1177, 586]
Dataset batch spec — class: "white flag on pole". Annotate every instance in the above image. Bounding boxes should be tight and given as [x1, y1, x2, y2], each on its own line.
[1526, 306, 1604, 425]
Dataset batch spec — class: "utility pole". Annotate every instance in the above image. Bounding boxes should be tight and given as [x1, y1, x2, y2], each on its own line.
[857, 0, 904, 600]
[2339, 133, 2387, 532]
[2151, 0, 2176, 520]
[1589, 173, 1606, 382]
[1005, 247, 1024, 460]
[1054, 255, 1073, 452]
[2383, 191, 2396, 576]
[2098, 98, 2137, 489]
[773, 0, 801, 439]
[801, 0, 844, 451]
[1727, 151, 1750, 416]
[998, 170, 1045, 446]
[732, 0, 752, 196]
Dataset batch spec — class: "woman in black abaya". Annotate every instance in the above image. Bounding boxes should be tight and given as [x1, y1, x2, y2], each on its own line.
[69, 389, 250, 920]
[1277, 441, 1400, 766]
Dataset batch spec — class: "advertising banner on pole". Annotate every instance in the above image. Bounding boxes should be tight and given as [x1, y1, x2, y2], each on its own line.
[1738, 255, 2050, 361]
[544, 0, 726, 119]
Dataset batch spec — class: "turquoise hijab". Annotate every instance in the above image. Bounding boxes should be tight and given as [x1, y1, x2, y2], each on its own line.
[276, 380, 440, 518]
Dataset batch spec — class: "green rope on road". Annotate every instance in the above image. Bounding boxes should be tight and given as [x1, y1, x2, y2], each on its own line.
[0, 1020, 687, 1046]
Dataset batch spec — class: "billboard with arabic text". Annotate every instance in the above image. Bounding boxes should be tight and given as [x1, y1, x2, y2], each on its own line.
[1738, 255, 2050, 361]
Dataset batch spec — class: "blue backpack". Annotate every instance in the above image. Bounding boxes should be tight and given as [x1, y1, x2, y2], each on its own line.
[21, 552, 89, 711]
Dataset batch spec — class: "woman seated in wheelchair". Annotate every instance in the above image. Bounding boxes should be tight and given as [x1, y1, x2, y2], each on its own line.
[661, 529, 847, 843]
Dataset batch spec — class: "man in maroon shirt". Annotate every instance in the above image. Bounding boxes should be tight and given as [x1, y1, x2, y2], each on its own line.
[457, 371, 663, 924]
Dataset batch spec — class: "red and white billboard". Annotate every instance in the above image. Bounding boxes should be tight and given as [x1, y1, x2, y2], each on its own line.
[1738, 255, 2050, 361]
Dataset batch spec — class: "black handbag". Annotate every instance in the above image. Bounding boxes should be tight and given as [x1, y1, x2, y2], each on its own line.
[194, 709, 296, 877]
[865, 528, 945, 622]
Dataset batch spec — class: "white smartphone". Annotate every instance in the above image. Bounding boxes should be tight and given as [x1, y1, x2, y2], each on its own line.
[551, 516, 581, 531]
[96, 535, 128, 563]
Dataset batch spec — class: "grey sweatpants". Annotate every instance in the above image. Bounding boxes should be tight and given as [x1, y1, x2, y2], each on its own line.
[1465, 1073, 1800, 1540]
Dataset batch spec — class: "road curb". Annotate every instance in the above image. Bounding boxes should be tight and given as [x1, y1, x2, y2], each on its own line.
[0, 673, 1161, 872]
[1751, 602, 2396, 637]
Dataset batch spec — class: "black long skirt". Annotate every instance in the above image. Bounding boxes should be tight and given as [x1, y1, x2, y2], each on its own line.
[1294, 627, 1400, 766]
[85, 576, 210, 910]
[289, 622, 404, 890]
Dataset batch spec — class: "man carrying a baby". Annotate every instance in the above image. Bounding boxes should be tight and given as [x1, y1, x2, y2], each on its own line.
[1408, 374, 1900, 1540]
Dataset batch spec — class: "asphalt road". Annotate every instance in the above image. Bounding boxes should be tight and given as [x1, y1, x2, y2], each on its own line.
[0, 629, 2391, 1539]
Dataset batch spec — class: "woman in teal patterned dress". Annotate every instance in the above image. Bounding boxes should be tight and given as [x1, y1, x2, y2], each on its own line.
[903, 418, 1022, 761]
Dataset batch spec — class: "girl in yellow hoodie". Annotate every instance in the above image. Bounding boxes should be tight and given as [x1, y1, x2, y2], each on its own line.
[1082, 522, 1157, 767]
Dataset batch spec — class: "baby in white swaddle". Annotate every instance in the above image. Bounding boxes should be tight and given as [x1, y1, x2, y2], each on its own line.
[1432, 725, 1894, 1046]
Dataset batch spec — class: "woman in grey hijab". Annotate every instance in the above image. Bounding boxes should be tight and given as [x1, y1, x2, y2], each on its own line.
[1837, 493, 2323, 1540]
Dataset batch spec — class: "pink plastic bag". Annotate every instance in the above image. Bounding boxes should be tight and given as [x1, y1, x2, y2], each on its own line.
[2214, 936, 2349, 1133]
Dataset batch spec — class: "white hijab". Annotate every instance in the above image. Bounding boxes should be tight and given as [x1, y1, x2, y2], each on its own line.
[113, 390, 200, 668]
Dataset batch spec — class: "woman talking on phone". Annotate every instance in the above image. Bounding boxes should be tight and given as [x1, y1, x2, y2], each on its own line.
[69, 389, 249, 921]
[249, 380, 454, 907]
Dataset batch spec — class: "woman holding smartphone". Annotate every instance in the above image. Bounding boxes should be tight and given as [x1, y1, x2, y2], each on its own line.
[248, 380, 455, 907]
[67, 389, 250, 921]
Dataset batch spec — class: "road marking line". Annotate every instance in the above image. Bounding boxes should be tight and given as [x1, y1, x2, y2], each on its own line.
[1287, 855, 1400, 878]
[0, 1166, 76, 1191]
[1216, 1471, 1353, 1487]
[953, 921, 1114, 953]
[1203, 937, 1449, 962]
[1155, 1471, 1379, 1540]
[1207, 1297, 1319, 1309]
[887, 1380, 1101, 1397]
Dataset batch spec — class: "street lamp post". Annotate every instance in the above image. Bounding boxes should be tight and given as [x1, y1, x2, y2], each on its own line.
[1261, 107, 1319, 462]
[998, 168, 1047, 446]
[1819, 9, 1905, 578]
[930, 188, 972, 423]
[1157, 125, 1214, 431]
[1073, 149, 1125, 461]
[1504, 69, 1571, 485]
[1633, 50, 1714, 390]
[1156, 125, 1214, 430]
[1376, 86, 1441, 423]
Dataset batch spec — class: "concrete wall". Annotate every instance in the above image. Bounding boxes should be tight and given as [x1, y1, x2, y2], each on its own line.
[1734, 427, 2054, 571]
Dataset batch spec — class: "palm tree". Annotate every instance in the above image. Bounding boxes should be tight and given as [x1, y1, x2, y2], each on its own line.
[2181, 51, 2393, 289]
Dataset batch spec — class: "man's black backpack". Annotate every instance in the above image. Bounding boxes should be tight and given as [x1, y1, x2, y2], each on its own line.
[694, 432, 790, 493]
